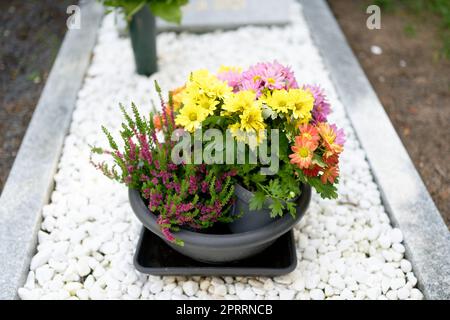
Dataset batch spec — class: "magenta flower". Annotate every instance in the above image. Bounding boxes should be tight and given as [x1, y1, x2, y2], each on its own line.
[331, 124, 346, 146]
[217, 68, 242, 92]
[240, 61, 298, 96]
[303, 84, 331, 123]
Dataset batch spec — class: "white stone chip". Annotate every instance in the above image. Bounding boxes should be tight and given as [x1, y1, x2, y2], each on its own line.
[371, 45, 383, 55]
[310, 289, 325, 300]
[182, 281, 199, 297]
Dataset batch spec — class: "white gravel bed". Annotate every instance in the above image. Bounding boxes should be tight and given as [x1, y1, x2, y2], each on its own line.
[18, 2, 423, 300]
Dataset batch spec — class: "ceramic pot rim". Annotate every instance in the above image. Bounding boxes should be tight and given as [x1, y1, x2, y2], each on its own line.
[128, 184, 311, 248]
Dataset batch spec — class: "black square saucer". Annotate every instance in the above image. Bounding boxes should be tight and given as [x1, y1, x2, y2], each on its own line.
[133, 227, 297, 277]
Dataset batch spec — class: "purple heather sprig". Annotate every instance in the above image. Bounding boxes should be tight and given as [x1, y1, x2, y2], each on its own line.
[91, 95, 236, 245]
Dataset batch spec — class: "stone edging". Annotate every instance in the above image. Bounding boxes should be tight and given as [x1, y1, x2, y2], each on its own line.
[0, 0, 103, 300]
[299, 0, 450, 299]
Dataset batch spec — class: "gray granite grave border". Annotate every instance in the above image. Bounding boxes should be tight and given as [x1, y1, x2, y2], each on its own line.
[0, 1, 103, 300]
[156, 0, 292, 32]
[299, 0, 450, 299]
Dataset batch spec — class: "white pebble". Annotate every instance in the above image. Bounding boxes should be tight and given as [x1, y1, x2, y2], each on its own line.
[200, 280, 210, 291]
[397, 287, 410, 300]
[76, 259, 91, 277]
[279, 289, 296, 300]
[366, 287, 381, 300]
[127, 285, 141, 299]
[18, 288, 38, 300]
[30, 249, 51, 270]
[409, 288, 424, 300]
[182, 281, 199, 297]
[386, 290, 398, 300]
[303, 246, 317, 261]
[400, 260, 412, 273]
[371, 45, 383, 55]
[329, 274, 345, 290]
[310, 289, 325, 300]
[76, 289, 90, 300]
[24, 271, 36, 289]
[35, 265, 54, 286]
[293, 278, 305, 291]
[390, 278, 406, 290]
[214, 284, 227, 297]
[238, 289, 255, 300]
[392, 243, 405, 253]
[100, 242, 118, 255]
[378, 234, 391, 249]
[150, 280, 164, 294]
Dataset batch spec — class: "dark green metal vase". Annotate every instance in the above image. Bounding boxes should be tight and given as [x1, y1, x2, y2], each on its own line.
[129, 6, 157, 76]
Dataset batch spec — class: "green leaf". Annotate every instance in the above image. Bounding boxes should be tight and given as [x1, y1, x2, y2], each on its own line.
[286, 201, 297, 218]
[312, 153, 326, 167]
[249, 191, 266, 211]
[269, 199, 284, 218]
[202, 115, 225, 127]
[308, 177, 338, 199]
[250, 173, 266, 184]
[149, 0, 188, 24]
[268, 179, 283, 198]
[278, 131, 289, 161]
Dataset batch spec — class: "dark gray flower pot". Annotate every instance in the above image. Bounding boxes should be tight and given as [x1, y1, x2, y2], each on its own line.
[229, 184, 300, 233]
[129, 6, 157, 76]
[128, 185, 311, 263]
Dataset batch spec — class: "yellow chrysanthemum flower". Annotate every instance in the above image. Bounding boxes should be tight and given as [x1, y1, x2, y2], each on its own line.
[288, 89, 314, 123]
[210, 80, 233, 100]
[175, 104, 208, 132]
[228, 122, 266, 149]
[228, 122, 247, 143]
[263, 89, 291, 114]
[187, 69, 232, 100]
[222, 90, 259, 114]
[240, 103, 265, 133]
[197, 94, 219, 115]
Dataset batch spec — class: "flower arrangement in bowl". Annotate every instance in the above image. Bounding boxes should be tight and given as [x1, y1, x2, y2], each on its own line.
[92, 61, 344, 263]
[172, 61, 345, 233]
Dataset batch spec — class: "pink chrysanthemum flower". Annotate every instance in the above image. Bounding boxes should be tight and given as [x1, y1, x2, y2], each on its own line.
[217, 66, 242, 92]
[270, 60, 298, 89]
[303, 84, 331, 123]
[331, 123, 345, 146]
[240, 61, 299, 96]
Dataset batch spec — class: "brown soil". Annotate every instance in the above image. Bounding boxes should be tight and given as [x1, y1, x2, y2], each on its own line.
[328, 0, 450, 227]
[0, 0, 71, 192]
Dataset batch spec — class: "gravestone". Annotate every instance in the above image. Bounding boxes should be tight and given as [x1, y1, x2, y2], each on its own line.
[156, 0, 293, 31]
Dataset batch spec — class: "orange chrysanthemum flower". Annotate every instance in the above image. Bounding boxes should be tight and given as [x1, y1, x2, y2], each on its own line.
[321, 166, 339, 184]
[317, 122, 344, 157]
[303, 164, 321, 177]
[170, 85, 186, 111]
[298, 124, 320, 149]
[323, 154, 339, 166]
[289, 139, 316, 169]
